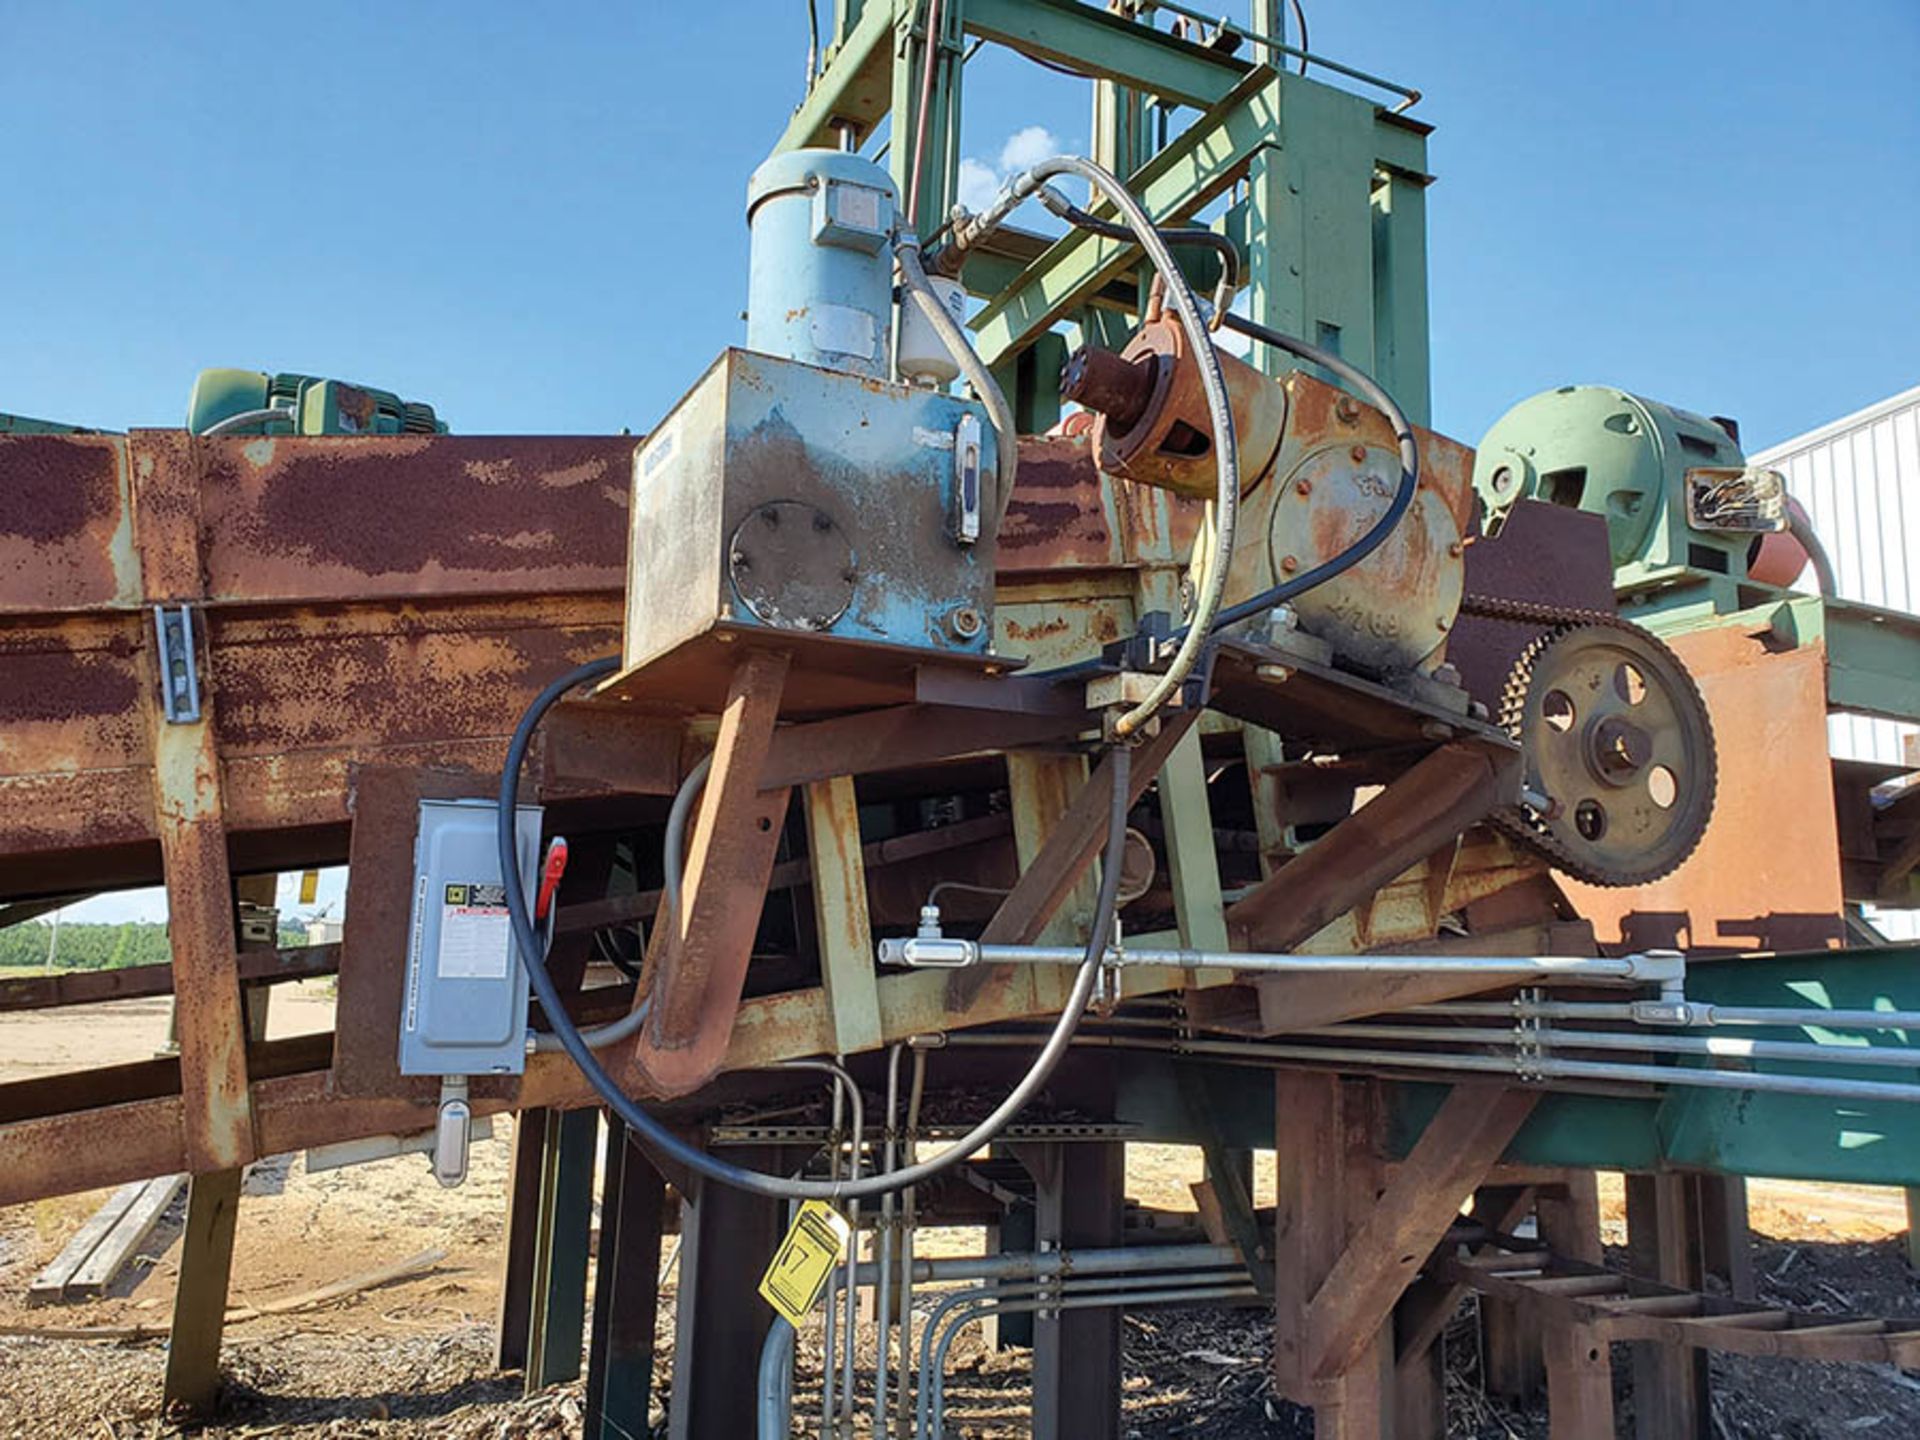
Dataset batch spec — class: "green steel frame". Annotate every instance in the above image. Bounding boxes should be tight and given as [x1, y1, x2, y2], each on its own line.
[772, 0, 1433, 423]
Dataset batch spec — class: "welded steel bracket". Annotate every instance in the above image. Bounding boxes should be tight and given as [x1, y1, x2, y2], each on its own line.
[153, 604, 202, 723]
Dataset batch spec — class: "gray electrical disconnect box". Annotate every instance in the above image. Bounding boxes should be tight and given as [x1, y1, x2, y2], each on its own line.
[399, 798, 544, 1077]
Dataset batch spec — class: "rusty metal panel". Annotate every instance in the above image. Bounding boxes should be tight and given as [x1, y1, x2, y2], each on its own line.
[0, 434, 137, 612]
[996, 433, 1205, 577]
[196, 434, 633, 602]
[1563, 626, 1845, 952]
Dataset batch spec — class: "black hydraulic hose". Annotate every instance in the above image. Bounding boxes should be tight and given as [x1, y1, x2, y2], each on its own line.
[498, 657, 1132, 1200]
[1027, 308, 1421, 683]
[1201, 310, 1421, 634]
[1042, 191, 1240, 294]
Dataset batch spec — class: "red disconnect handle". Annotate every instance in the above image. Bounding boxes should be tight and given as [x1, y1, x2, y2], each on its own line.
[536, 836, 569, 921]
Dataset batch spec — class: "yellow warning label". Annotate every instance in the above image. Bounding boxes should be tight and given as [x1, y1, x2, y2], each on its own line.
[298, 870, 319, 905]
[757, 1199, 850, 1326]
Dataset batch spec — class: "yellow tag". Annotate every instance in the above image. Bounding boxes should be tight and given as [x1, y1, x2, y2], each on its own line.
[757, 1199, 850, 1326]
[298, 870, 320, 905]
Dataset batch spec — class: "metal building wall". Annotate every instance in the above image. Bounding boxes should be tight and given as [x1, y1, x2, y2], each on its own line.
[1753, 384, 1920, 766]
[1753, 384, 1920, 939]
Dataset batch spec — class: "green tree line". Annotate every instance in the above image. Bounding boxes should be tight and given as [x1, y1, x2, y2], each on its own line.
[0, 921, 173, 970]
[0, 921, 312, 970]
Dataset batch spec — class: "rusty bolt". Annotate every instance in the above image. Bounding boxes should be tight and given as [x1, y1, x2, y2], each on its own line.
[1349, 444, 1367, 463]
[1279, 555, 1299, 574]
[1336, 397, 1362, 424]
[947, 606, 984, 640]
[1448, 541, 1463, 558]
[716, 630, 738, 643]
[1436, 617, 1450, 632]
[1295, 478, 1312, 497]
[813, 511, 834, 532]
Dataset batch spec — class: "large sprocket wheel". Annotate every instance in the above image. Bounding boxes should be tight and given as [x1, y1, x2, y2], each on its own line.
[1495, 619, 1716, 886]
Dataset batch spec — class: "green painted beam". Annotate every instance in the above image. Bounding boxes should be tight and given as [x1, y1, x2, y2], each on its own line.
[1818, 597, 1920, 725]
[774, 0, 895, 154]
[1119, 947, 1920, 1187]
[970, 66, 1282, 369]
[963, 0, 1247, 110]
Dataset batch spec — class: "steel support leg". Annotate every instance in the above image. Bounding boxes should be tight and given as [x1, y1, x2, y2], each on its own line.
[1020, 1127, 1124, 1439]
[1695, 1174, 1755, 1301]
[586, 1122, 667, 1440]
[1626, 1173, 1710, 1439]
[159, 872, 276, 1418]
[161, 1166, 245, 1418]
[496, 1109, 550, 1372]
[520, 1107, 600, 1392]
[987, 1193, 1038, 1350]
[668, 1145, 787, 1440]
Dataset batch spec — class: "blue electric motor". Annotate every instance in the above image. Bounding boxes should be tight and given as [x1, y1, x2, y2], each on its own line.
[745, 149, 898, 380]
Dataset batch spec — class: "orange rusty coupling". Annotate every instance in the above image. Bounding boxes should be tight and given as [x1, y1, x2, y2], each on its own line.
[1060, 315, 1286, 500]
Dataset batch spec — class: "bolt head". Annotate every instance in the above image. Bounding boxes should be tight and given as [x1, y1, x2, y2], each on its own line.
[1280, 555, 1299, 574]
[1349, 444, 1367, 463]
[1295, 478, 1312, 496]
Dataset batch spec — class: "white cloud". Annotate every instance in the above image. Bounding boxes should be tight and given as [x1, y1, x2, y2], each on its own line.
[956, 157, 1003, 214]
[999, 125, 1063, 175]
[955, 126, 1067, 215]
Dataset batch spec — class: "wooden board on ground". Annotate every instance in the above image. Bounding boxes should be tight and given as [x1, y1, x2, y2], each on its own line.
[28, 1174, 184, 1303]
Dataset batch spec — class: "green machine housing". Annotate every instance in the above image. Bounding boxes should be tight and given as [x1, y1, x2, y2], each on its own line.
[1472, 385, 1786, 608]
[188, 368, 446, 436]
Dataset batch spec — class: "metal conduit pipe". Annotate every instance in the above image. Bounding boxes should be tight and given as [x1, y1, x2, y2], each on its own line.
[839, 1241, 1240, 1289]
[873, 1042, 908, 1434]
[1146, 1035, 1920, 1103]
[924, 1284, 1262, 1438]
[758, 1315, 797, 1440]
[896, 1044, 930, 1438]
[935, 1032, 1920, 1103]
[1403, 1000, 1920, 1031]
[912, 1268, 1252, 1438]
[879, 937, 1682, 983]
[796, 1060, 862, 1436]
[1304, 1023, 1920, 1070]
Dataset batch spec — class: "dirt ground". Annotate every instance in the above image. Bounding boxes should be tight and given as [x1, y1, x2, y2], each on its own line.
[2, 991, 1917, 1437]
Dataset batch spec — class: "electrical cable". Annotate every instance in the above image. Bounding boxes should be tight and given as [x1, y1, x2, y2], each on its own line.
[199, 407, 292, 437]
[1787, 505, 1839, 598]
[499, 657, 1133, 1200]
[896, 238, 1020, 534]
[662, 753, 713, 924]
[946, 154, 1239, 735]
[904, 0, 944, 229]
[1199, 309, 1420, 634]
[1288, 0, 1311, 74]
[1037, 186, 1238, 320]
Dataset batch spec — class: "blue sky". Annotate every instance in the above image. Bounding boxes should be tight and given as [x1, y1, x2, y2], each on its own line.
[5, 1, 1915, 922]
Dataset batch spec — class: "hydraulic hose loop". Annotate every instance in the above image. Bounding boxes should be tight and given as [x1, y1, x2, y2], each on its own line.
[1018, 155, 1239, 735]
[932, 156, 1238, 734]
[499, 658, 1132, 1201]
[896, 236, 1020, 535]
[1201, 310, 1421, 635]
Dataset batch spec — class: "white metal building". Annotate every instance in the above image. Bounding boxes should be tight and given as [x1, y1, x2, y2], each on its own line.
[1753, 384, 1920, 937]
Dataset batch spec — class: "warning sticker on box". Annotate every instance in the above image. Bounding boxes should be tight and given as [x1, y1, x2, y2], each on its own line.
[437, 881, 512, 979]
